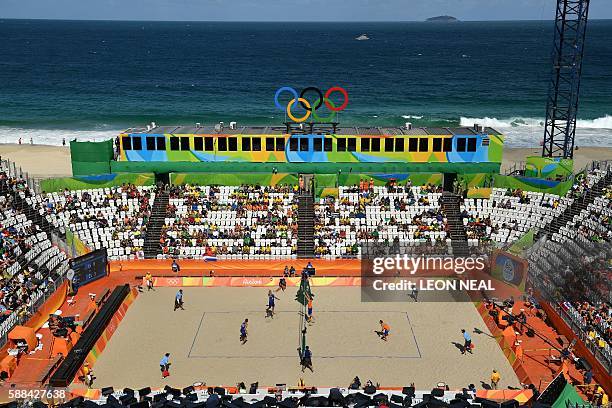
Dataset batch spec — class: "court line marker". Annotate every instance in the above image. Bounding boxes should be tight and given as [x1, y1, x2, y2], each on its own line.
[188, 312, 206, 358]
[405, 312, 422, 358]
[188, 310, 421, 360]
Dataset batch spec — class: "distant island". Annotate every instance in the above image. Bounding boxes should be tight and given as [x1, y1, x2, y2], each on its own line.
[426, 15, 459, 22]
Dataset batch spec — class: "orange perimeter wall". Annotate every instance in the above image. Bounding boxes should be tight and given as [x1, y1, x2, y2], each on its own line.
[111, 258, 488, 278]
[539, 300, 611, 394]
[111, 259, 362, 276]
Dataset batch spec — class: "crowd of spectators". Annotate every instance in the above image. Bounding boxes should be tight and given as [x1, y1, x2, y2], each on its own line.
[161, 184, 297, 258]
[0, 170, 68, 335]
[32, 184, 154, 258]
[571, 301, 611, 352]
[314, 182, 448, 258]
[528, 165, 612, 367]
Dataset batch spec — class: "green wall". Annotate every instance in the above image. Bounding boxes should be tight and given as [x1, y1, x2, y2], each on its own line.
[170, 173, 298, 186]
[110, 160, 500, 175]
[40, 173, 155, 193]
[524, 156, 573, 179]
[337, 173, 443, 186]
[70, 140, 114, 176]
[493, 174, 574, 196]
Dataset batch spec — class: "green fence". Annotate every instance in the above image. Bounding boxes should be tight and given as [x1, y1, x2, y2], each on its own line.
[337, 173, 443, 187]
[170, 173, 298, 186]
[524, 156, 573, 179]
[70, 140, 114, 162]
[40, 173, 156, 193]
[110, 160, 500, 175]
[71, 161, 111, 176]
[493, 174, 574, 196]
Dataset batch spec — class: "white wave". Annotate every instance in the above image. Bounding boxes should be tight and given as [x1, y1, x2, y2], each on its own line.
[1, 115, 611, 149]
[576, 115, 612, 129]
[0, 127, 122, 146]
[460, 116, 544, 128]
[460, 115, 612, 147]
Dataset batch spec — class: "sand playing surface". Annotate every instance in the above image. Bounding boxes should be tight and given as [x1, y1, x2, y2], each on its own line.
[91, 287, 519, 390]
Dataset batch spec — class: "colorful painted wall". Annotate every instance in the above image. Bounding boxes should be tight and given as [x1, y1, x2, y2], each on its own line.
[337, 173, 443, 186]
[118, 133, 504, 165]
[110, 160, 501, 175]
[65, 227, 92, 257]
[493, 174, 574, 196]
[524, 156, 573, 179]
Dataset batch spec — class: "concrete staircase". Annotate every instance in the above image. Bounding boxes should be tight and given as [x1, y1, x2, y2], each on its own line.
[143, 187, 169, 259]
[441, 192, 470, 257]
[296, 192, 315, 258]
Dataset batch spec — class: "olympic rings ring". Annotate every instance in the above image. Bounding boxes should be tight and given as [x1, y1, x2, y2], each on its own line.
[275, 86, 348, 123]
[286, 98, 311, 123]
[311, 98, 337, 123]
[324, 86, 349, 111]
[299, 86, 324, 111]
[274, 86, 299, 110]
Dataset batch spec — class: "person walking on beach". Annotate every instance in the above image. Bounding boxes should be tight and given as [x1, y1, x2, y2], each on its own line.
[160, 353, 171, 378]
[461, 329, 473, 354]
[174, 289, 184, 311]
[490, 370, 500, 389]
[240, 319, 249, 344]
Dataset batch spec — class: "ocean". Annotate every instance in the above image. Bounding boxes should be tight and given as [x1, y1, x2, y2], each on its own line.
[0, 19, 611, 147]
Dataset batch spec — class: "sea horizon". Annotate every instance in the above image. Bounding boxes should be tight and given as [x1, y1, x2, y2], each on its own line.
[2, 18, 612, 22]
[0, 19, 610, 147]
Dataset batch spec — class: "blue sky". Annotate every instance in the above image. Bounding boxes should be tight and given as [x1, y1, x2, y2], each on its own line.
[1, 0, 611, 21]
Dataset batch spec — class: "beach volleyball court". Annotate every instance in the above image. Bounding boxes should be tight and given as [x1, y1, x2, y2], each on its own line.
[91, 286, 519, 390]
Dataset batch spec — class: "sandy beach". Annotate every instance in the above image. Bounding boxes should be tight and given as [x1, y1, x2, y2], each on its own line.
[0, 144, 72, 178]
[0, 143, 610, 180]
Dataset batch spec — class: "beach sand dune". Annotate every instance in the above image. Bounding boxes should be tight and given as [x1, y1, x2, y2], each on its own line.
[0, 143, 610, 180]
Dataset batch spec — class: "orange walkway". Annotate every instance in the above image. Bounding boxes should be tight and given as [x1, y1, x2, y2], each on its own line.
[477, 300, 606, 394]
[0, 277, 129, 388]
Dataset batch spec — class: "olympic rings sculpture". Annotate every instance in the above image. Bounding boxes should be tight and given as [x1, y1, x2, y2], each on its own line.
[274, 86, 349, 123]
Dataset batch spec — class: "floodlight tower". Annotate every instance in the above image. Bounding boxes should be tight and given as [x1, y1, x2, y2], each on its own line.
[542, 0, 590, 159]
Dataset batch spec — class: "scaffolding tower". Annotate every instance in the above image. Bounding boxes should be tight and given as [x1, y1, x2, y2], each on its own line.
[542, 0, 590, 159]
